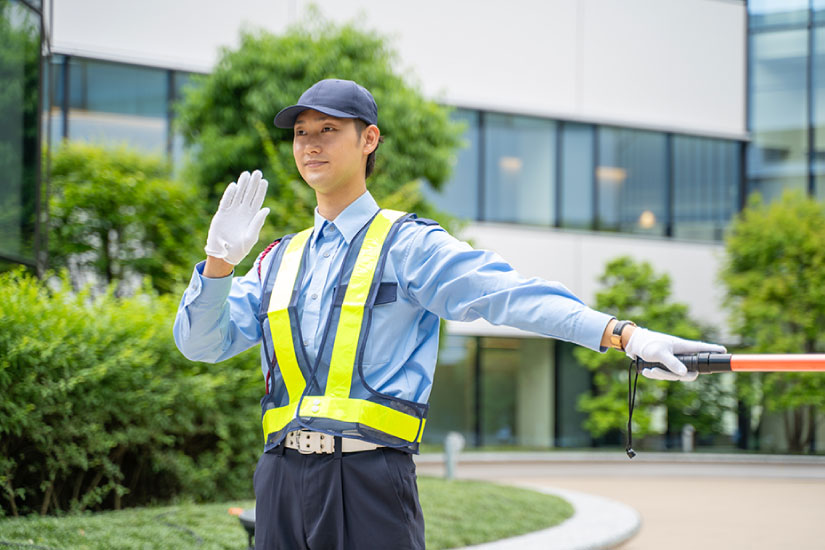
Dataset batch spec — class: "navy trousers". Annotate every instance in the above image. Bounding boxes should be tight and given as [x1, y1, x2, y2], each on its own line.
[253, 441, 425, 550]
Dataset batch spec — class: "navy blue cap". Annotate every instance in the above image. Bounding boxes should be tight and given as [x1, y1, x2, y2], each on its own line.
[274, 79, 378, 128]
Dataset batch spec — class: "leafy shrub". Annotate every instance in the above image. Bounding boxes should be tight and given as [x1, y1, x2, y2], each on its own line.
[0, 270, 264, 516]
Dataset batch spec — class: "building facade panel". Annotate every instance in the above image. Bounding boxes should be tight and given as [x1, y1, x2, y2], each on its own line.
[52, 0, 747, 137]
[580, 0, 746, 137]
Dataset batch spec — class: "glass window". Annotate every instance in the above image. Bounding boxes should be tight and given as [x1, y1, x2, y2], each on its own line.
[67, 59, 168, 153]
[483, 113, 555, 226]
[171, 70, 202, 170]
[554, 342, 592, 448]
[480, 338, 520, 446]
[597, 127, 667, 235]
[0, 0, 40, 264]
[422, 109, 480, 220]
[173, 70, 197, 102]
[69, 58, 167, 116]
[673, 136, 741, 241]
[43, 56, 63, 149]
[424, 335, 476, 445]
[812, 27, 825, 181]
[479, 337, 553, 448]
[748, 29, 809, 200]
[749, 0, 809, 28]
[560, 122, 594, 229]
[816, 175, 825, 200]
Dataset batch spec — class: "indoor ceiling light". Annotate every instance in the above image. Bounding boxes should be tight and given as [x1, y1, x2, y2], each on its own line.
[638, 210, 656, 229]
[596, 166, 627, 183]
[499, 156, 523, 174]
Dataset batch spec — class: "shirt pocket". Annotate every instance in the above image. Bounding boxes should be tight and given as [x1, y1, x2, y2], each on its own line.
[358, 282, 399, 368]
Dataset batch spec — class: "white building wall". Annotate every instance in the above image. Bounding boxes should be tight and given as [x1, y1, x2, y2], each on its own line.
[52, 0, 746, 138]
[448, 223, 730, 341]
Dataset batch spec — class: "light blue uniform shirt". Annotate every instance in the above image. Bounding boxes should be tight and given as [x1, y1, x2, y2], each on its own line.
[173, 191, 613, 404]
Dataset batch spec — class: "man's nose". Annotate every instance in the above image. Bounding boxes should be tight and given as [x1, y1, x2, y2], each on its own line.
[302, 135, 322, 154]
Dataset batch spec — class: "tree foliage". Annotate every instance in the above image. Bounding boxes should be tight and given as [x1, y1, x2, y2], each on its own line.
[721, 191, 825, 452]
[174, 15, 464, 246]
[575, 257, 731, 447]
[48, 142, 206, 294]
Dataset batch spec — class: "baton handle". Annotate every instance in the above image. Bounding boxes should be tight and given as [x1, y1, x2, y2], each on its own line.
[635, 353, 825, 374]
[635, 353, 732, 374]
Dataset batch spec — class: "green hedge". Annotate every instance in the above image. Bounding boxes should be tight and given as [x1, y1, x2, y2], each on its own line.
[0, 270, 264, 516]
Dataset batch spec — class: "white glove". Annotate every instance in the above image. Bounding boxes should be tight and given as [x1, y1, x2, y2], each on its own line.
[624, 327, 727, 382]
[204, 170, 270, 266]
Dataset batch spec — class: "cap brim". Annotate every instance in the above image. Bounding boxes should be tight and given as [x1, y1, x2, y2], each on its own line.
[273, 104, 360, 128]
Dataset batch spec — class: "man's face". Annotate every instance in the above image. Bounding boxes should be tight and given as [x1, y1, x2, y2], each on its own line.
[292, 109, 367, 196]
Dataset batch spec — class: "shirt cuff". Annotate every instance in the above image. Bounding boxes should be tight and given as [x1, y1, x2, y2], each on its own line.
[182, 260, 235, 308]
[575, 308, 616, 353]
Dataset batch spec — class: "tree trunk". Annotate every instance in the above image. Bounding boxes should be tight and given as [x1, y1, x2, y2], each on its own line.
[40, 480, 53, 515]
[785, 407, 807, 453]
[101, 229, 113, 285]
[4, 480, 19, 518]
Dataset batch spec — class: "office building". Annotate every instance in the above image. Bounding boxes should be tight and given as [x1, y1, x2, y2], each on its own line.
[5, 0, 822, 450]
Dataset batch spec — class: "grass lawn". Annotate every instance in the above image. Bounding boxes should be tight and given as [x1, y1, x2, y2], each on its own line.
[0, 476, 573, 550]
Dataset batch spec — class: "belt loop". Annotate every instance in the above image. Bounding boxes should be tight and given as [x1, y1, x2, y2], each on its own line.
[334, 436, 342, 458]
[276, 438, 286, 456]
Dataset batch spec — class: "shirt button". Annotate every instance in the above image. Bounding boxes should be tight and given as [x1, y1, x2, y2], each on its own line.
[311, 406, 320, 413]
[313, 399, 321, 406]
[311, 293, 318, 300]
[303, 339, 308, 346]
[323, 252, 330, 258]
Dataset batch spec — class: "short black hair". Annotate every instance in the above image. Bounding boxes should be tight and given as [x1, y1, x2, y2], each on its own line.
[354, 119, 383, 179]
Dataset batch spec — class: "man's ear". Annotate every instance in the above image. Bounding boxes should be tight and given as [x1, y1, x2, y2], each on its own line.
[363, 124, 380, 155]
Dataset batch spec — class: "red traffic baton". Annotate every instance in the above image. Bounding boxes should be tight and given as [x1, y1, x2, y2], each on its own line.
[634, 352, 825, 374]
[624, 353, 825, 459]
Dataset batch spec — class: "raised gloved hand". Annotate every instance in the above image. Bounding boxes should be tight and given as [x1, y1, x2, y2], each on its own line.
[204, 170, 270, 266]
[624, 327, 727, 382]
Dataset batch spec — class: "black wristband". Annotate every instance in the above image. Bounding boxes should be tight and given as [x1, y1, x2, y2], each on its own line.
[611, 320, 636, 351]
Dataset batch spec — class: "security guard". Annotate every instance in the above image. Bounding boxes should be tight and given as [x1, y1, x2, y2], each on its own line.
[173, 79, 725, 550]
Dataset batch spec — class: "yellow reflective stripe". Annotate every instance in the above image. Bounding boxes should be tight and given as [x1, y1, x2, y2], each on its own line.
[267, 227, 313, 403]
[325, 210, 406, 398]
[299, 396, 425, 443]
[261, 402, 300, 441]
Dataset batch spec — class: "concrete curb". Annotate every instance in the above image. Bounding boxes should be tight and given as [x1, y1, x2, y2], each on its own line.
[417, 450, 825, 466]
[454, 484, 640, 550]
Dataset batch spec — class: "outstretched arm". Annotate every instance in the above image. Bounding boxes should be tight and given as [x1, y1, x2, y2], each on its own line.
[402, 225, 725, 379]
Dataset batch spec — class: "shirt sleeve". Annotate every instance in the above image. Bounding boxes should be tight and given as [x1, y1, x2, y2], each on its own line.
[400, 224, 613, 352]
[173, 253, 268, 363]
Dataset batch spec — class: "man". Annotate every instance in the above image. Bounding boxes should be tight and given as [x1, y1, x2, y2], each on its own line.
[173, 78, 725, 550]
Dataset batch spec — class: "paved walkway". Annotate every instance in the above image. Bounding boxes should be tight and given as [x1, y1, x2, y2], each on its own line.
[415, 452, 825, 550]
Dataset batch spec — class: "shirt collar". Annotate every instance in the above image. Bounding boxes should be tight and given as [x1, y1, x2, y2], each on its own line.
[312, 190, 380, 245]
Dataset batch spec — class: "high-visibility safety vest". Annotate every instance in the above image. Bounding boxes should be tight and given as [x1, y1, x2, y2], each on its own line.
[257, 209, 428, 453]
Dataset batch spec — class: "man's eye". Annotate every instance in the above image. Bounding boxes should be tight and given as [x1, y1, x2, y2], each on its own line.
[322, 126, 334, 132]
